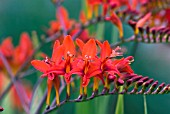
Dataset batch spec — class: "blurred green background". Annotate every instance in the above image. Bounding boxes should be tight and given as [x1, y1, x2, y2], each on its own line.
[0, 0, 170, 114]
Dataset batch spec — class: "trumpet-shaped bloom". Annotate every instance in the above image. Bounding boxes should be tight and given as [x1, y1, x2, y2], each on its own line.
[31, 35, 76, 105]
[66, 39, 99, 87]
[31, 40, 63, 106]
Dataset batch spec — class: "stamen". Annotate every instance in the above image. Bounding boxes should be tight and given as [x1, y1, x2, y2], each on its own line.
[85, 55, 88, 59]
[44, 56, 49, 63]
[67, 51, 70, 54]
[67, 51, 74, 57]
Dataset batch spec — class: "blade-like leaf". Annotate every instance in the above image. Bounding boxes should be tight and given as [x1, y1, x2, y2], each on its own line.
[96, 23, 105, 41]
[115, 86, 124, 114]
[30, 79, 44, 114]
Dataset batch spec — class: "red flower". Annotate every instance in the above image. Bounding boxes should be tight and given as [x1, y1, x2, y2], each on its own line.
[71, 39, 99, 85]
[48, 6, 75, 35]
[47, 6, 90, 42]
[32, 35, 135, 102]
[14, 32, 34, 66]
[31, 40, 63, 106]
[0, 37, 14, 67]
[31, 35, 76, 105]
[111, 56, 134, 79]
[95, 40, 124, 89]
[65, 39, 101, 95]
[0, 33, 33, 110]
[0, 37, 14, 58]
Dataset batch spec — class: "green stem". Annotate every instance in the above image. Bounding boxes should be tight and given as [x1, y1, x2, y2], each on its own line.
[143, 95, 148, 114]
[115, 86, 124, 114]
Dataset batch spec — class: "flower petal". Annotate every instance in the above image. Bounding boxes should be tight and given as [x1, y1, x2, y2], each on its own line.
[82, 75, 90, 87]
[136, 12, 151, 28]
[79, 11, 87, 24]
[63, 35, 75, 58]
[82, 39, 97, 58]
[95, 40, 103, 49]
[64, 73, 72, 84]
[31, 60, 49, 73]
[101, 41, 112, 61]
[96, 74, 105, 84]
[69, 67, 84, 76]
[51, 40, 64, 63]
[86, 62, 102, 78]
[76, 39, 85, 52]
[15, 32, 33, 65]
[48, 73, 55, 80]
[0, 37, 14, 57]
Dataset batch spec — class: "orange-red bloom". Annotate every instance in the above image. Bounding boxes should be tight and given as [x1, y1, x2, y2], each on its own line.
[68, 39, 99, 86]
[47, 6, 90, 42]
[0, 33, 33, 110]
[32, 35, 135, 103]
[31, 35, 76, 105]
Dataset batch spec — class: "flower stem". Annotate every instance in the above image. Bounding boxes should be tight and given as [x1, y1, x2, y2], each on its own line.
[80, 78, 83, 95]
[66, 83, 70, 99]
[84, 86, 87, 95]
[93, 77, 99, 91]
[53, 77, 60, 106]
[143, 95, 148, 114]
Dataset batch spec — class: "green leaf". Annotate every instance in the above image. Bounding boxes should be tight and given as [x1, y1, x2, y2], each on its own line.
[30, 79, 44, 114]
[96, 23, 105, 41]
[115, 86, 124, 114]
[75, 101, 94, 114]
[95, 96, 110, 114]
[111, 25, 119, 43]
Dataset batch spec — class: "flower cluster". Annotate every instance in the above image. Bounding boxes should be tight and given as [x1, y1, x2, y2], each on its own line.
[0, 32, 33, 69]
[31, 35, 135, 106]
[47, 0, 170, 44]
[0, 32, 33, 110]
[47, 6, 90, 42]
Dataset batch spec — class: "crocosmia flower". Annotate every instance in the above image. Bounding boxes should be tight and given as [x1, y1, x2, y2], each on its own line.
[31, 33, 136, 105]
[31, 35, 76, 105]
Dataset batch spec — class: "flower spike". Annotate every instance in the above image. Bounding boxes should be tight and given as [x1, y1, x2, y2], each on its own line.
[31, 35, 170, 109]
